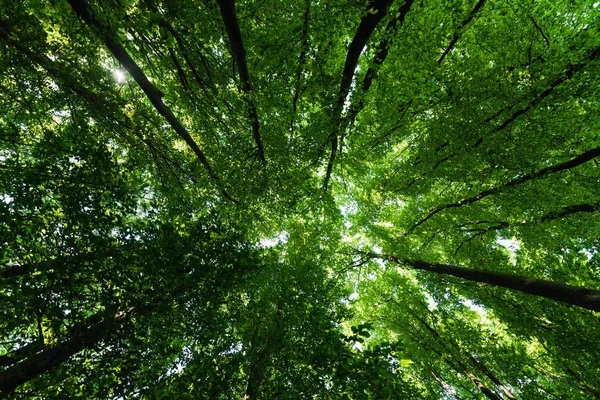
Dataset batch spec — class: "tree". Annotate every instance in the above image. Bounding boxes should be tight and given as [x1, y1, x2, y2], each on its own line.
[1, 0, 599, 398]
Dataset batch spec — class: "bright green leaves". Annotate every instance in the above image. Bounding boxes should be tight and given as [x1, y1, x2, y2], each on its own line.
[2, 0, 600, 398]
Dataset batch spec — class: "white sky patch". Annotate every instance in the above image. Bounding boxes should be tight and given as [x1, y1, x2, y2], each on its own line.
[581, 248, 597, 261]
[352, 341, 363, 351]
[259, 231, 289, 248]
[220, 341, 243, 355]
[114, 69, 126, 83]
[423, 290, 437, 310]
[51, 109, 70, 124]
[462, 299, 487, 316]
[165, 344, 193, 377]
[497, 236, 521, 265]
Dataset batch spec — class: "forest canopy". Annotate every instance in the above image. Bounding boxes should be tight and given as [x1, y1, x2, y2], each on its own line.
[1, 0, 600, 398]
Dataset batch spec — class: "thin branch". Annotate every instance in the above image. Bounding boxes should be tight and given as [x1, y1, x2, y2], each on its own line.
[453, 201, 600, 244]
[438, 0, 487, 64]
[530, 16, 550, 47]
[167, 46, 190, 91]
[484, 45, 600, 143]
[408, 146, 600, 233]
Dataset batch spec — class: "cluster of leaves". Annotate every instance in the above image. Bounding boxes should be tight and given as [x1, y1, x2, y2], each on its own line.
[1, 0, 599, 398]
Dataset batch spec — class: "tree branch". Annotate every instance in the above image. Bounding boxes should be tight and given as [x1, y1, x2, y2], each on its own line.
[0, 308, 136, 393]
[33, 3, 237, 202]
[438, 0, 487, 64]
[408, 146, 600, 233]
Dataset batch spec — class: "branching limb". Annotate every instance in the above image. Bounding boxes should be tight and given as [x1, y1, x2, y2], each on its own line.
[438, 0, 487, 64]
[478, 45, 600, 147]
[408, 146, 600, 234]
[323, 0, 392, 191]
[346, 0, 415, 126]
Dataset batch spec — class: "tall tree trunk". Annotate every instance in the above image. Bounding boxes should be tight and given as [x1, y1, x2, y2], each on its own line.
[469, 374, 502, 400]
[0, 338, 45, 367]
[469, 355, 517, 399]
[0, 308, 134, 393]
[242, 366, 262, 400]
[62, 0, 236, 203]
[363, 251, 600, 311]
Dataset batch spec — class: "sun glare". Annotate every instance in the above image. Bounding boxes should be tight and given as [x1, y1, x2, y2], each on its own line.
[113, 69, 126, 83]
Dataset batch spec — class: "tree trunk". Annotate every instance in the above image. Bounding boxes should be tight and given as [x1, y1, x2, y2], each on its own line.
[469, 374, 502, 400]
[0, 308, 134, 393]
[364, 251, 600, 311]
[63, 0, 236, 203]
[469, 355, 517, 399]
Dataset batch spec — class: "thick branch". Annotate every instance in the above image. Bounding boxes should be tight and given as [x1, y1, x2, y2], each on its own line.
[323, 0, 391, 191]
[217, 0, 265, 165]
[363, 251, 600, 311]
[409, 146, 600, 233]
[438, 0, 487, 64]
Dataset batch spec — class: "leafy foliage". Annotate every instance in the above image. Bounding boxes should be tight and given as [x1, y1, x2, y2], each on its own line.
[1, 0, 600, 398]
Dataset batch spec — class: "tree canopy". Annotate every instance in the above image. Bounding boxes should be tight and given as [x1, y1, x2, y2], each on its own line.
[1, 0, 600, 398]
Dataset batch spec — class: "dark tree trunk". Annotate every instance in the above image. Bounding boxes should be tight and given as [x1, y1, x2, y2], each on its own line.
[469, 374, 502, 400]
[63, 0, 236, 203]
[216, 0, 265, 165]
[323, 0, 391, 191]
[0, 308, 134, 393]
[363, 252, 600, 311]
